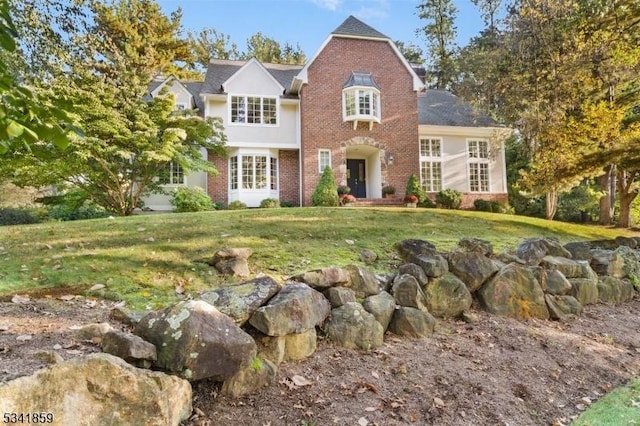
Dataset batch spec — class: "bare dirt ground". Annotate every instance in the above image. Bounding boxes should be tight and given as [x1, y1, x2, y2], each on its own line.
[1, 293, 639, 426]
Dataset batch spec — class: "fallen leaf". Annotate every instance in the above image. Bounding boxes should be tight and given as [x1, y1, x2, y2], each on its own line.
[59, 295, 75, 301]
[84, 300, 97, 308]
[278, 378, 296, 391]
[345, 239, 355, 245]
[358, 417, 368, 426]
[291, 375, 313, 387]
[175, 285, 185, 295]
[371, 371, 379, 379]
[89, 284, 105, 291]
[66, 349, 83, 355]
[434, 397, 445, 408]
[147, 237, 155, 242]
[364, 407, 377, 412]
[1, 346, 10, 354]
[293, 403, 306, 409]
[0, 323, 9, 332]
[16, 334, 33, 341]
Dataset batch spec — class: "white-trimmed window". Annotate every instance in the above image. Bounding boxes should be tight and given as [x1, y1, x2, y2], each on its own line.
[468, 139, 490, 192]
[158, 162, 185, 185]
[175, 103, 187, 111]
[419, 138, 442, 192]
[342, 88, 381, 129]
[230, 95, 277, 125]
[318, 149, 331, 172]
[229, 154, 278, 191]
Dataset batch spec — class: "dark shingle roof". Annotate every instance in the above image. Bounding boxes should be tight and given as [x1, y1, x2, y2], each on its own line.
[332, 15, 389, 39]
[343, 72, 380, 89]
[184, 81, 204, 112]
[201, 59, 301, 96]
[418, 90, 496, 127]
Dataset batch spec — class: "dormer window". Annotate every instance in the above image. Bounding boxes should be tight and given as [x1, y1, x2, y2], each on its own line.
[342, 72, 381, 130]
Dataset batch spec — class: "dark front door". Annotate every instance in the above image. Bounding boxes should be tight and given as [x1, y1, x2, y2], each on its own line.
[347, 159, 366, 198]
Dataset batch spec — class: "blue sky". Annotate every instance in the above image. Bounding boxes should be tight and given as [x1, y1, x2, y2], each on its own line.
[157, 0, 485, 58]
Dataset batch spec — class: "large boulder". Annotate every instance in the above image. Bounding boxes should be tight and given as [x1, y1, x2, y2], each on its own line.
[391, 274, 428, 310]
[516, 238, 572, 265]
[388, 307, 436, 338]
[134, 300, 256, 381]
[597, 277, 635, 305]
[324, 302, 384, 350]
[290, 267, 350, 290]
[362, 291, 396, 330]
[568, 277, 599, 305]
[456, 237, 494, 256]
[424, 273, 473, 318]
[478, 263, 549, 319]
[535, 268, 572, 295]
[101, 330, 157, 364]
[398, 263, 429, 287]
[0, 353, 191, 426]
[199, 276, 281, 326]
[209, 247, 253, 277]
[545, 295, 583, 320]
[448, 251, 499, 292]
[590, 249, 625, 278]
[324, 286, 356, 308]
[540, 256, 583, 278]
[248, 282, 330, 336]
[346, 265, 381, 298]
[396, 239, 448, 278]
[221, 357, 277, 398]
[283, 328, 318, 361]
[563, 242, 592, 261]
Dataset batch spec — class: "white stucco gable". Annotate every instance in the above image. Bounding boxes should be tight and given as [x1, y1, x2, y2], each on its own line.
[150, 76, 194, 109]
[223, 58, 285, 96]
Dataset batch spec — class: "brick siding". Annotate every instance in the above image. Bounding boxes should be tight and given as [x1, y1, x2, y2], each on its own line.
[207, 152, 228, 205]
[279, 150, 300, 206]
[300, 37, 420, 205]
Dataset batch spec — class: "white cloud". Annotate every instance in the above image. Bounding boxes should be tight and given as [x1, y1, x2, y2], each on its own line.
[352, 0, 390, 21]
[310, 0, 342, 11]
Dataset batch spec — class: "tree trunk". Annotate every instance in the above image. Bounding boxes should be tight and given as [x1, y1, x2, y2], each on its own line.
[545, 190, 558, 220]
[598, 165, 616, 225]
[616, 169, 638, 228]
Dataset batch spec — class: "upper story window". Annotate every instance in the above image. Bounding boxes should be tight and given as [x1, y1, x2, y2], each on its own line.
[231, 95, 277, 125]
[342, 72, 381, 130]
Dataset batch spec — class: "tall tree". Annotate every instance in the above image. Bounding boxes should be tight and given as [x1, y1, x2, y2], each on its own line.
[416, 0, 458, 89]
[395, 40, 425, 64]
[189, 27, 240, 68]
[242, 32, 305, 65]
[1, 0, 227, 215]
[0, 0, 79, 154]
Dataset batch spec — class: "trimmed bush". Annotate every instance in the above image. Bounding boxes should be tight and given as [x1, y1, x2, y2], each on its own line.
[474, 199, 512, 214]
[436, 189, 462, 210]
[280, 200, 295, 208]
[311, 167, 340, 207]
[0, 208, 40, 226]
[228, 200, 247, 210]
[260, 198, 280, 208]
[419, 197, 436, 208]
[337, 185, 351, 195]
[46, 189, 110, 221]
[404, 174, 426, 203]
[170, 187, 214, 213]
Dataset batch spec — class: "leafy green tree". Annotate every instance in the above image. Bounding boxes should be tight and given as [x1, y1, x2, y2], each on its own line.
[311, 167, 339, 207]
[0, 0, 79, 154]
[416, 0, 458, 89]
[395, 40, 425, 64]
[1, 0, 228, 216]
[242, 32, 305, 65]
[189, 27, 240, 68]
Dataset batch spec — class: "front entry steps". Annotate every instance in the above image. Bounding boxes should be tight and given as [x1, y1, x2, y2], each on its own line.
[352, 197, 404, 207]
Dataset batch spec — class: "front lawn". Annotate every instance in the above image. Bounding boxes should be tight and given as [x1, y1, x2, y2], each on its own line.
[0, 207, 634, 309]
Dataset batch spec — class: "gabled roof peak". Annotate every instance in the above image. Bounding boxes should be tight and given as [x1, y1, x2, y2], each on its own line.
[331, 15, 389, 40]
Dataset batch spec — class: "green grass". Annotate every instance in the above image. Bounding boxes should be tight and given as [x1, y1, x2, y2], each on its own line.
[0, 207, 635, 309]
[573, 379, 640, 425]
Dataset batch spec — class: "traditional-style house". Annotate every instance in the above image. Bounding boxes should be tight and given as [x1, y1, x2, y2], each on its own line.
[146, 16, 508, 210]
